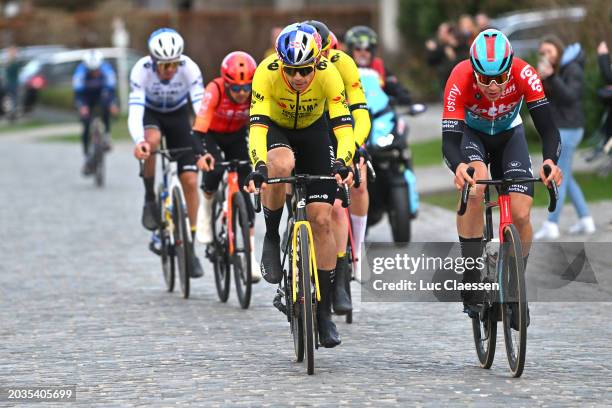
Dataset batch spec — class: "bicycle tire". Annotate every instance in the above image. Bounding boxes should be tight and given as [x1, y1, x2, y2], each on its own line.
[389, 183, 411, 243]
[297, 224, 315, 375]
[94, 147, 105, 187]
[472, 248, 497, 368]
[500, 224, 526, 377]
[172, 187, 190, 299]
[90, 118, 105, 188]
[232, 192, 252, 309]
[212, 191, 230, 302]
[158, 184, 175, 292]
[345, 278, 353, 324]
[472, 303, 497, 368]
[288, 221, 304, 362]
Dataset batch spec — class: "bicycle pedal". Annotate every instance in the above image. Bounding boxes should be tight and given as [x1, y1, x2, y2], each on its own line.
[205, 244, 217, 262]
[273, 290, 287, 316]
[148, 240, 162, 256]
[463, 304, 482, 319]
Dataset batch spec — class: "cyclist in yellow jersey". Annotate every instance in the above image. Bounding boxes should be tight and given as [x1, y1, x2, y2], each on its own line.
[244, 23, 354, 348]
[306, 20, 370, 315]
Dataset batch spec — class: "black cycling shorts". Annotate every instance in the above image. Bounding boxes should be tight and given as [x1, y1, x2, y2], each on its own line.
[267, 116, 336, 205]
[461, 124, 534, 197]
[144, 104, 197, 174]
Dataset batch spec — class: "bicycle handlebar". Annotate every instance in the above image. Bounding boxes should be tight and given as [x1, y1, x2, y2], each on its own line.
[252, 174, 351, 213]
[457, 164, 558, 215]
[457, 167, 475, 216]
[152, 147, 193, 161]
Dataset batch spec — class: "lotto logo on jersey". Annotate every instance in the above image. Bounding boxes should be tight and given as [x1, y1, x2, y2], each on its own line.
[519, 65, 543, 93]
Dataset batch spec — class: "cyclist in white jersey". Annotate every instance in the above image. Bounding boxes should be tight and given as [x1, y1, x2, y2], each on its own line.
[129, 28, 206, 278]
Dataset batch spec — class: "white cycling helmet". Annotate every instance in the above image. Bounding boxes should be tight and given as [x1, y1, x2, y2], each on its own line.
[148, 28, 184, 62]
[82, 49, 104, 70]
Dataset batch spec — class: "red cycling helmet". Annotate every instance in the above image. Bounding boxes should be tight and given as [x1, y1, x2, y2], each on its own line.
[221, 51, 257, 85]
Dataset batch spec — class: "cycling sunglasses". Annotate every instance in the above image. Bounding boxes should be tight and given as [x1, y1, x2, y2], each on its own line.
[282, 65, 314, 77]
[157, 61, 180, 71]
[474, 70, 511, 86]
[228, 83, 252, 93]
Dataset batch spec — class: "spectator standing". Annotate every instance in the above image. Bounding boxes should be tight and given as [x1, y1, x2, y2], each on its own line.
[534, 35, 595, 239]
[475, 13, 492, 32]
[4, 46, 20, 118]
[456, 14, 477, 58]
[425, 22, 459, 97]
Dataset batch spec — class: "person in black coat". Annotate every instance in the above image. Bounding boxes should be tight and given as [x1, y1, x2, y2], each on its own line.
[534, 35, 596, 239]
[597, 41, 612, 153]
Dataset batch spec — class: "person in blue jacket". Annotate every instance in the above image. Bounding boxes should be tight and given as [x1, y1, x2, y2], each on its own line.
[73, 49, 118, 175]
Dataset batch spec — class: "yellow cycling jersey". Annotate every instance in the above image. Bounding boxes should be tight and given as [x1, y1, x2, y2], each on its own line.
[249, 54, 355, 166]
[327, 49, 371, 146]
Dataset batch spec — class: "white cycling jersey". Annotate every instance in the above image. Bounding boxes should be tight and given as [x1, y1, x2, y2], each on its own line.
[128, 55, 204, 143]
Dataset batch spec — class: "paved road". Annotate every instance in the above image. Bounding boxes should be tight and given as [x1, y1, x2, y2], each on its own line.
[1, 133, 611, 407]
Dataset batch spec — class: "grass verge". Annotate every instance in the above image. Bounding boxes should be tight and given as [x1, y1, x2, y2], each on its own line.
[421, 171, 612, 211]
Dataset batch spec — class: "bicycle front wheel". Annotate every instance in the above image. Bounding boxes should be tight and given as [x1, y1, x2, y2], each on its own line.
[297, 223, 315, 375]
[500, 224, 526, 377]
[91, 118, 105, 188]
[172, 187, 191, 299]
[158, 184, 175, 292]
[232, 192, 252, 309]
[212, 191, 231, 302]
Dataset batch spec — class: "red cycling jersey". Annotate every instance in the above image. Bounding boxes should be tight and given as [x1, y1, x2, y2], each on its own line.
[442, 58, 548, 135]
[193, 77, 250, 134]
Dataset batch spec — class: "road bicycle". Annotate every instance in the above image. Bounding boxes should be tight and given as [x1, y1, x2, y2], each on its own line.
[458, 165, 558, 377]
[260, 174, 349, 375]
[206, 159, 254, 309]
[146, 142, 194, 299]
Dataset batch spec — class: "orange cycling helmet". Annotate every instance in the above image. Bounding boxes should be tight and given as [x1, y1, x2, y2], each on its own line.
[329, 31, 339, 50]
[221, 51, 257, 85]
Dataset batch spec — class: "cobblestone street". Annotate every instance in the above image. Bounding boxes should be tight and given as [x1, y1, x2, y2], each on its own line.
[1, 132, 611, 407]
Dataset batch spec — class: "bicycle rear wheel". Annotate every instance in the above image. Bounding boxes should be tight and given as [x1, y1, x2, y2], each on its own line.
[212, 191, 230, 302]
[500, 224, 526, 377]
[172, 186, 191, 299]
[472, 303, 497, 368]
[232, 193, 252, 309]
[296, 224, 315, 375]
[158, 185, 175, 292]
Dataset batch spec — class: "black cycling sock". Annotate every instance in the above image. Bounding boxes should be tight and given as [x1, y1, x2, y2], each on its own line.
[263, 206, 283, 240]
[459, 236, 483, 283]
[143, 177, 155, 202]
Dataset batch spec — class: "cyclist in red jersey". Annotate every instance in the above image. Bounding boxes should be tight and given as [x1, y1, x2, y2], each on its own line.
[441, 29, 563, 316]
[193, 51, 261, 282]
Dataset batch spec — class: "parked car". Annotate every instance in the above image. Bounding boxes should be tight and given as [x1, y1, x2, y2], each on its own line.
[0, 45, 69, 116]
[18, 47, 143, 112]
[491, 6, 586, 57]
